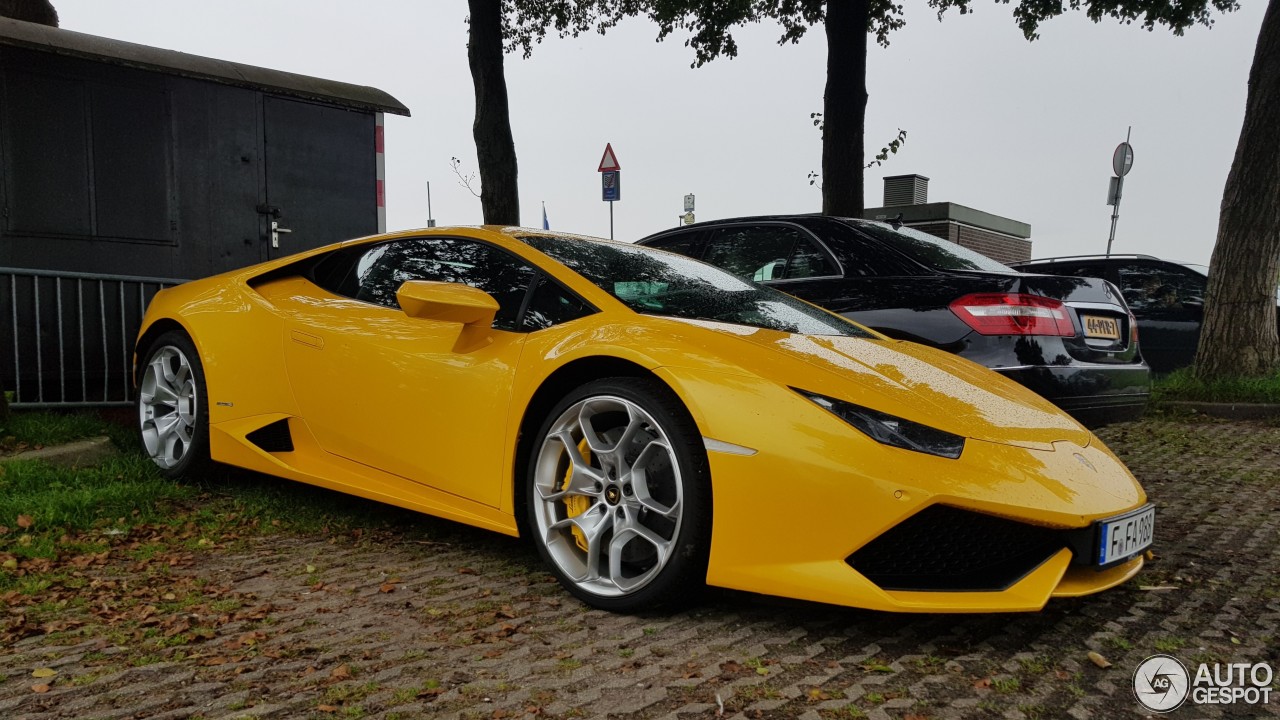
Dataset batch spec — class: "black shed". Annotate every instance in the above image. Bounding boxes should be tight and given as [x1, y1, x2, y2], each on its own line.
[0, 17, 410, 406]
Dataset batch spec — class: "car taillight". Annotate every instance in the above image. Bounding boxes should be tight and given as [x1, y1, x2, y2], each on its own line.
[1130, 312, 1139, 344]
[949, 293, 1075, 337]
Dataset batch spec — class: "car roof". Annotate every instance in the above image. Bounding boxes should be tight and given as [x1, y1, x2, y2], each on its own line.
[1009, 254, 1161, 265]
[639, 213, 859, 240]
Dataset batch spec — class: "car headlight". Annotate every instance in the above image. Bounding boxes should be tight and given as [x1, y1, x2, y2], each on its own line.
[794, 389, 965, 459]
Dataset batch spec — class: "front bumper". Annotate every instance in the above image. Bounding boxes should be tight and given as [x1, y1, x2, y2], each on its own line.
[660, 368, 1149, 613]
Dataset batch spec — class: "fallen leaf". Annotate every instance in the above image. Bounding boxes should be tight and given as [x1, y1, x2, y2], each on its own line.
[316, 704, 337, 713]
[16, 515, 33, 529]
[973, 677, 992, 689]
[330, 664, 350, 680]
[458, 567, 478, 575]
[378, 583, 396, 594]
[805, 688, 831, 702]
[1088, 651, 1112, 669]
[1231, 637, 1242, 645]
[31, 668, 57, 678]
[306, 564, 317, 574]
[1139, 585, 1179, 592]
[31, 684, 50, 694]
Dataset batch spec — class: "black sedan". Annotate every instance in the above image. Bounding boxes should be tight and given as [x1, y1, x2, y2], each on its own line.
[638, 215, 1149, 427]
[1008, 254, 1280, 373]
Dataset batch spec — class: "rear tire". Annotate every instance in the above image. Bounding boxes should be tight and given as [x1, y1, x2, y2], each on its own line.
[137, 331, 212, 479]
[526, 377, 711, 612]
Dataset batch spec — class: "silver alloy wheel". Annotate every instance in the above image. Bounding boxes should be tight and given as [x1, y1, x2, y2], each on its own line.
[138, 345, 198, 469]
[532, 395, 684, 597]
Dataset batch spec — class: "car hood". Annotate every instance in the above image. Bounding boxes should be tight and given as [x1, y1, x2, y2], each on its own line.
[663, 318, 1091, 450]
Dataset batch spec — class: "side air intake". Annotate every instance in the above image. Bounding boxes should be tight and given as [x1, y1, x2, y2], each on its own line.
[246, 419, 294, 453]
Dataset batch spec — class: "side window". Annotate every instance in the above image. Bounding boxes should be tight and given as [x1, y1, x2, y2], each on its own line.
[704, 226, 835, 282]
[1116, 263, 1207, 313]
[345, 238, 536, 330]
[521, 276, 594, 331]
[646, 231, 703, 259]
[785, 238, 838, 279]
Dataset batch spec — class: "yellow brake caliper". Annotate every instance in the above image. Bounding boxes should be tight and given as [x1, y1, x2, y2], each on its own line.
[562, 438, 593, 552]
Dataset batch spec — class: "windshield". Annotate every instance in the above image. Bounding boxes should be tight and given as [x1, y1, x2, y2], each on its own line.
[854, 221, 1017, 274]
[521, 234, 874, 337]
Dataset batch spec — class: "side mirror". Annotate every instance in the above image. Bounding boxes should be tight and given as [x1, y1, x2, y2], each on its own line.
[396, 281, 499, 327]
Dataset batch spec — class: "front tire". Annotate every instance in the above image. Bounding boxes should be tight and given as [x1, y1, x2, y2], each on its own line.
[527, 377, 711, 612]
[137, 331, 211, 479]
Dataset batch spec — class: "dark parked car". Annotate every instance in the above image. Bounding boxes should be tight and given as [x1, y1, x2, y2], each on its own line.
[1008, 254, 1280, 373]
[638, 215, 1149, 426]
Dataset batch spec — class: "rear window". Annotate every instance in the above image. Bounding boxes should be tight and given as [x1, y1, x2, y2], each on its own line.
[854, 222, 1016, 274]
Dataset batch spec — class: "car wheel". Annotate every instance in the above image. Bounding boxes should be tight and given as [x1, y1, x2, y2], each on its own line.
[528, 377, 711, 612]
[137, 332, 211, 479]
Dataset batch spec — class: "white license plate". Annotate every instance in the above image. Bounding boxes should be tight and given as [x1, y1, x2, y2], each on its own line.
[1097, 505, 1155, 565]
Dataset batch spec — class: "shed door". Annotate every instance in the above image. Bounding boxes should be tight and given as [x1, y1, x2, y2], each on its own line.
[262, 97, 377, 258]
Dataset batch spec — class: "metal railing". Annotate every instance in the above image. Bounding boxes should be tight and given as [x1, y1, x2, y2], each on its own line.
[2, 268, 187, 408]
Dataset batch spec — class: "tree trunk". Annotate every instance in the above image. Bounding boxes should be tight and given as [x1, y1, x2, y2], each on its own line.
[467, 0, 520, 226]
[0, 0, 58, 27]
[1195, 0, 1280, 379]
[820, 0, 868, 217]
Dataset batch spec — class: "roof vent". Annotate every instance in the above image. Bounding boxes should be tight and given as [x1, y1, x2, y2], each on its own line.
[884, 174, 929, 206]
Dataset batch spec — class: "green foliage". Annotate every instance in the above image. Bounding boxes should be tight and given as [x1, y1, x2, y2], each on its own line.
[930, 0, 1240, 41]
[507, 0, 1237, 66]
[0, 454, 193, 537]
[505, 1, 905, 66]
[1153, 367, 1280, 404]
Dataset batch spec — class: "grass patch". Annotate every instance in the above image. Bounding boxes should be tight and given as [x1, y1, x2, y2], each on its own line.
[0, 454, 194, 541]
[1153, 368, 1280, 404]
[0, 410, 113, 451]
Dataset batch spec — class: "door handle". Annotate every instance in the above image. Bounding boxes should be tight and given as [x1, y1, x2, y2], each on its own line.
[271, 220, 292, 248]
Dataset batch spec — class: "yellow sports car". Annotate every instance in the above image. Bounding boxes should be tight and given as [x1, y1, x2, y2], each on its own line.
[135, 226, 1153, 613]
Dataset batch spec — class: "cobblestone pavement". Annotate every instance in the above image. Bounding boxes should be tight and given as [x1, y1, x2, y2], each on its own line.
[2, 416, 1279, 720]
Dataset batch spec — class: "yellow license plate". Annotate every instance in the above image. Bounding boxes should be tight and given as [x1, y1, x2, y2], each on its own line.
[1083, 314, 1121, 340]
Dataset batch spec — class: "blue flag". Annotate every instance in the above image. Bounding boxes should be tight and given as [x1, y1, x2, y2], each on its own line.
[542, 204, 550, 230]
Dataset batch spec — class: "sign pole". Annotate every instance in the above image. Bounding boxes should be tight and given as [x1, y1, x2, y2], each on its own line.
[598, 143, 621, 241]
[1106, 127, 1134, 257]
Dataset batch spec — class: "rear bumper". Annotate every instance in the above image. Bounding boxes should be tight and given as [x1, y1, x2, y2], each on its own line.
[995, 365, 1150, 427]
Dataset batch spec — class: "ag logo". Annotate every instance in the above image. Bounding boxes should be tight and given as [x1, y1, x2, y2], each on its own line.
[1133, 654, 1190, 712]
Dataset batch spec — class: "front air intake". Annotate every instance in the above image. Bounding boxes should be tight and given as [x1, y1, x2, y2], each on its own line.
[848, 505, 1065, 592]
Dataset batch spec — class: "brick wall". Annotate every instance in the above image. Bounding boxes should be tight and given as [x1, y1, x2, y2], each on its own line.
[906, 221, 1032, 264]
[955, 225, 1032, 264]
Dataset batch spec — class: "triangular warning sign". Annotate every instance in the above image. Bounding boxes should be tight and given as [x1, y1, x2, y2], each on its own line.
[598, 143, 621, 172]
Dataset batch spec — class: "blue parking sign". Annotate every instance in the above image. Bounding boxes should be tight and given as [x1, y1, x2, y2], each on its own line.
[602, 171, 620, 201]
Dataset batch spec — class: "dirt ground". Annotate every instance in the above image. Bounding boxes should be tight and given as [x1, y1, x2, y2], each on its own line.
[2, 414, 1279, 720]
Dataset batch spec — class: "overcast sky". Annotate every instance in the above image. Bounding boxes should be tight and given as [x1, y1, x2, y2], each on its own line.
[55, 0, 1267, 265]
